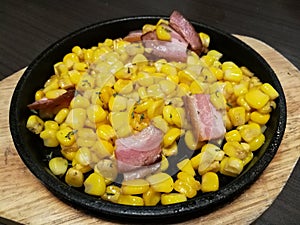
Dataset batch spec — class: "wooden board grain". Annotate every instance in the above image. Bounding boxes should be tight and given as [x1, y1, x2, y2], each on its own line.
[0, 36, 299, 225]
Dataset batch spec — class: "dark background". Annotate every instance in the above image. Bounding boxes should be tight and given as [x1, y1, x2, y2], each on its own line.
[1, 0, 299, 224]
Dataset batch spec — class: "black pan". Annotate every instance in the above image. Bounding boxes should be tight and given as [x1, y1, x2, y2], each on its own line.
[9, 16, 286, 223]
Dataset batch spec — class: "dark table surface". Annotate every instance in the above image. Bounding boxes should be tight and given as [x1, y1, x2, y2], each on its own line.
[1, 0, 299, 224]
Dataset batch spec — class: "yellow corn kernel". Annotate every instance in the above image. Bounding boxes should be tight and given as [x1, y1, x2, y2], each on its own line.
[250, 111, 270, 125]
[84, 172, 106, 196]
[117, 195, 144, 206]
[210, 90, 226, 110]
[198, 145, 220, 175]
[160, 155, 169, 171]
[177, 159, 196, 177]
[65, 108, 87, 129]
[223, 141, 249, 160]
[143, 187, 161, 206]
[70, 95, 90, 109]
[72, 46, 83, 56]
[147, 99, 164, 119]
[49, 157, 68, 176]
[44, 120, 59, 130]
[92, 139, 114, 159]
[233, 82, 248, 97]
[184, 130, 203, 150]
[146, 172, 174, 193]
[258, 101, 276, 114]
[191, 152, 202, 169]
[68, 70, 82, 85]
[94, 159, 118, 184]
[220, 157, 244, 177]
[73, 62, 87, 71]
[225, 130, 241, 142]
[87, 104, 107, 123]
[156, 25, 172, 41]
[209, 67, 223, 80]
[114, 79, 133, 94]
[44, 76, 59, 92]
[162, 105, 174, 125]
[159, 79, 176, 96]
[236, 96, 251, 111]
[142, 24, 156, 33]
[201, 172, 219, 192]
[54, 108, 69, 124]
[260, 83, 279, 100]
[63, 53, 79, 69]
[245, 89, 270, 109]
[65, 167, 84, 187]
[40, 129, 59, 147]
[243, 151, 254, 166]
[178, 70, 195, 85]
[96, 124, 116, 142]
[238, 123, 261, 142]
[101, 185, 121, 203]
[121, 179, 150, 195]
[228, 106, 246, 127]
[163, 127, 181, 147]
[199, 32, 210, 48]
[61, 145, 77, 161]
[222, 62, 243, 83]
[77, 75, 95, 91]
[248, 133, 265, 151]
[240, 66, 254, 77]
[56, 127, 76, 147]
[162, 142, 178, 157]
[74, 147, 91, 166]
[161, 193, 187, 205]
[26, 115, 44, 134]
[174, 179, 197, 198]
[35, 90, 45, 101]
[190, 80, 205, 94]
[132, 53, 148, 65]
[54, 62, 68, 75]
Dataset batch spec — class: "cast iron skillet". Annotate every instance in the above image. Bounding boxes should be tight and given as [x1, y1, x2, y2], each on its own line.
[9, 16, 286, 223]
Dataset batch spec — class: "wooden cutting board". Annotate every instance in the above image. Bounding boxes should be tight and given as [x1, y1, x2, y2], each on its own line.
[0, 35, 299, 225]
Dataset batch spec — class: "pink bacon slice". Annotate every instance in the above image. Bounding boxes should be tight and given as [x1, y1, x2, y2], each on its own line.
[183, 94, 226, 141]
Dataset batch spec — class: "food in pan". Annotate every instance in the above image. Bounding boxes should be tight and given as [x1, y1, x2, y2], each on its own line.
[26, 10, 279, 206]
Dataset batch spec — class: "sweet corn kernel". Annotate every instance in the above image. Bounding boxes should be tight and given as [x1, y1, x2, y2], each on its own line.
[177, 159, 196, 176]
[201, 172, 219, 192]
[35, 90, 45, 101]
[146, 172, 174, 193]
[65, 167, 84, 187]
[238, 123, 261, 142]
[184, 130, 203, 150]
[26, 115, 44, 134]
[162, 142, 178, 157]
[117, 195, 144, 206]
[248, 133, 265, 151]
[250, 111, 270, 125]
[260, 83, 279, 100]
[225, 130, 242, 142]
[121, 179, 150, 195]
[223, 141, 249, 160]
[228, 106, 246, 127]
[245, 89, 270, 109]
[56, 127, 76, 147]
[54, 108, 69, 124]
[163, 127, 181, 147]
[101, 185, 121, 203]
[143, 187, 161, 206]
[174, 179, 197, 198]
[86, 104, 107, 123]
[199, 32, 210, 48]
[49, 157, 68, 176]
[40, 129, 59, 147]
[220, 157, 244, 177]
[84, 172, 106, 196]
[156, 25, 172, 41]
[161, 193, 187, 205]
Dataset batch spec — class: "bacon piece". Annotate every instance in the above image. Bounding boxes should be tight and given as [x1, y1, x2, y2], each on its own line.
[141, 25, 189, 62]
[27, 88, 75, 117]
[183, 94, 226, 141]
[170, 10, 203, 54]
[123, 30, 143, 42]
[115, 125, 163, 173]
